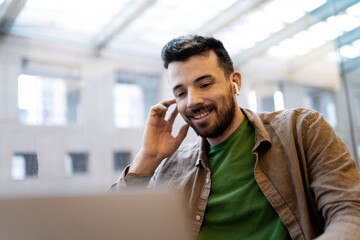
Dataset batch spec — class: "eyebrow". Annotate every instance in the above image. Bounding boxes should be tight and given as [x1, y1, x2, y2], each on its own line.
[172, 74, 214, 93]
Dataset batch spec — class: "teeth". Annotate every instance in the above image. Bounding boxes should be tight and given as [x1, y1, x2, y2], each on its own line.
[193, 111, 210, 119]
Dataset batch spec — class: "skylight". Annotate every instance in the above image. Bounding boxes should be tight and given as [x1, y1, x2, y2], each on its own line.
[6, 0, 359, 61]
[308, 21, 340, 41]
[265, 18, 345, 60]
[339, 39, 360, 60]
[326, 14, 360, 33]
[245, 10, 284, 34]
[108, 0, 237, 53]
[347, 2, 360, 16]
[279, 38, 313, 56]
[339, 45, 360, 59]
[267, 45, 295, 59]
[266, 27, 329, 59]
[353, 39, 360, 50]
[11, 0, 131, 43]
[292, 30, 326, 49]
[214, 0, 330, 58]
[263, 0, 305, 24]
[284, 0, 326, 12]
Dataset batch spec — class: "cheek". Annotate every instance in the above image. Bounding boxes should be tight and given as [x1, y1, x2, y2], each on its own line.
[176, 101, 187, 115]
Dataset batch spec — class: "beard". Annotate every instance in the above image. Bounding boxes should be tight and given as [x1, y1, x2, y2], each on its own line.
[183, 91, 236, 139]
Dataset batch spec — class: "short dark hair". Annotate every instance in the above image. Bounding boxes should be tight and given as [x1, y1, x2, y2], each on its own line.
[161, 35, 234, 77]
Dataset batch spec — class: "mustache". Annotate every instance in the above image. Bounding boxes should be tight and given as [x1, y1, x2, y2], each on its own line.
[184, 105, 214, 117]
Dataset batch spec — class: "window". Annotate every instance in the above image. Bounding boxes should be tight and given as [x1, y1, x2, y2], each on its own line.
[11, 153, 38, 180]
[114, 72, 159, 128]
[353, 86, 360, 126]
[18, 74, 80, 125]
[65, 153, 89, 176]
[113, 83, 144, 128]
[247, 90, 258, 112]
[260, 96, 275, 112]
[257, 90, 284, 112]
[306, 88, 338, 127]
[274, 90, 285, 111]
[113, 151, 131, 171]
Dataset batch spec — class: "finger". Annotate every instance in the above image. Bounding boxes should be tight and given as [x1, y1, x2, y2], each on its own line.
[160, 99, 176, 119]
[167, 107, 178, 125]
[160, 99, 176, 108]
[149, 99, 176, 118]
[175, 124, 189, 144]
[149, 103, 168, 118]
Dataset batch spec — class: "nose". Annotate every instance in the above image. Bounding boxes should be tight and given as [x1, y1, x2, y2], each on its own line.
[187, 88, 204, 109]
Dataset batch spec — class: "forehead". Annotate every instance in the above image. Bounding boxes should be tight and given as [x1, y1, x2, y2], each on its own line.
[167, 51, 222, 85]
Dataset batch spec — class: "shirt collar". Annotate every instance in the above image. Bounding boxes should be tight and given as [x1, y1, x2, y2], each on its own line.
[241, 108, 272, 152]
[193, 107, 272, 168]
[195, 137, 210, 169]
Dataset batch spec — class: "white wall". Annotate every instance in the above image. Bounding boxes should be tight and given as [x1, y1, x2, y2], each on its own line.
[0, 35, 166, 197]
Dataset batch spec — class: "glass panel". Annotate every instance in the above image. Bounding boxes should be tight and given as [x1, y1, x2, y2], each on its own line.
[353, 86, 360, 126]
[247, 91, 258, 112]
[108, 0, 238, 53]
[113, 151, 131, 171]
[11, 0, 132, 43]
[307, 88, 338, 127]
[65, 153, 89, 176]
[260, 96, 275, 112]
[113, 83, 144, 128]
[114, 72, 159, 128]
[18, 74, 80, 125]
[12, 153, 38, 180]
[274, 91, 285, 111]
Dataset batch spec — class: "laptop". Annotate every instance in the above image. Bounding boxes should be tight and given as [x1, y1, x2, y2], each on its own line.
[0, 191, 191, 240]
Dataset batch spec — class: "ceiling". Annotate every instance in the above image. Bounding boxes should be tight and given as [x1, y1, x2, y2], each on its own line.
[0, 0, 359, 69]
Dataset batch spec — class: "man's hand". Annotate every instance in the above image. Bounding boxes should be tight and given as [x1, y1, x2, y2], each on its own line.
[129, 99, 189, 175]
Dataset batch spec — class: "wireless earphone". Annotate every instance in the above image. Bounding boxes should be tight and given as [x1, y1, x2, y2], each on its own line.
[233, 82, 239, 95]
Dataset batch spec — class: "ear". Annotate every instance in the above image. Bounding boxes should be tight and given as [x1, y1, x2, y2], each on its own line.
[231, 71, 241, 94]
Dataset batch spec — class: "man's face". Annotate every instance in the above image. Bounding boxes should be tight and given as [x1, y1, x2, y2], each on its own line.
[168, 51, 236, 139]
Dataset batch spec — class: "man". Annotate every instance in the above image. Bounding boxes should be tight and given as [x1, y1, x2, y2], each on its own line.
[111, 35, 360, 240]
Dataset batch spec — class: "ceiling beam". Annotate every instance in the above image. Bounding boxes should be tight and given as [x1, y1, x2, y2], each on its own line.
[94, 0, 156, 51]
[0, 0, 27, 34]
[195, 0, 268, 36]
[335, 26, 360, 48]
[232, 0, 358, 67]
[288, 42, 336, 72]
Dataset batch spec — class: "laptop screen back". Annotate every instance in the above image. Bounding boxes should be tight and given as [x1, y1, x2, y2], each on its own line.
[0, 191, 191, 240]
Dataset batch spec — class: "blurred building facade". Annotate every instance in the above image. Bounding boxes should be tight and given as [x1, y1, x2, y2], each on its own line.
[0, 0, 359, 197]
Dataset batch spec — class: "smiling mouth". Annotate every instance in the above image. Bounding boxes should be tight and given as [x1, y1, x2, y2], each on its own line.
[193, 111, 210, 119]
[189, 108, 213, 120]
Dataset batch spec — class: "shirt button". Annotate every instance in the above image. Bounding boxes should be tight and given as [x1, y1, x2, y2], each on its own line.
[195, 215, 201, 221]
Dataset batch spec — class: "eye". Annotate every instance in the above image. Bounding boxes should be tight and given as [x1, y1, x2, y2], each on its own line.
[200, 83, 211, 88]
[175, 91, 186, 98]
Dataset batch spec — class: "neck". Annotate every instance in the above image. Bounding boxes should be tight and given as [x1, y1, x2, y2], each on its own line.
[206, 107, 244, 146]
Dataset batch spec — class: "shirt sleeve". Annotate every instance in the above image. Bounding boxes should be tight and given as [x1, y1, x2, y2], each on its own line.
[304, 111, 360, 239]
[109, 165, 153, 192]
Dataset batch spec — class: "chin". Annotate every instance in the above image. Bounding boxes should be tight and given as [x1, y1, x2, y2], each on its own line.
[191, 125, 219, 138]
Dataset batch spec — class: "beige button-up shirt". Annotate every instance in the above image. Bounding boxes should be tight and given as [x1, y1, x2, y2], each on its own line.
[111, 108, 360, 240]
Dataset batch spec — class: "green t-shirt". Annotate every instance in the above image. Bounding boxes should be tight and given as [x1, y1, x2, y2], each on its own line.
[198, 117, 291, 240]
